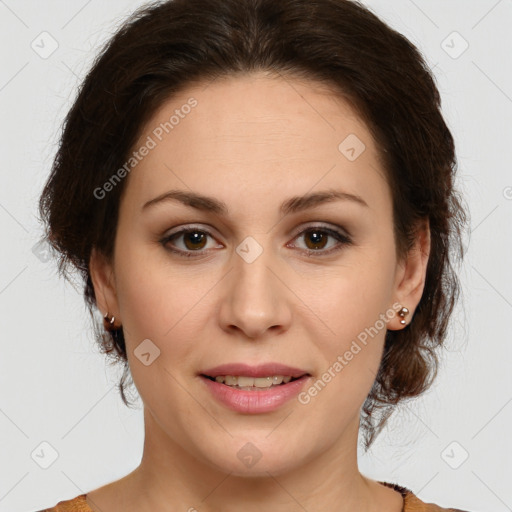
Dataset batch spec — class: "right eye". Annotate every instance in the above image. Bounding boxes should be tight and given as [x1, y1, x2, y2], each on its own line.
[160, 227, 222, 257]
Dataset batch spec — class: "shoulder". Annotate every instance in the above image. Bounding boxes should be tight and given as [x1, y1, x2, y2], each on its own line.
[34, 494, 92, 512]
[379, 481, 475, 512]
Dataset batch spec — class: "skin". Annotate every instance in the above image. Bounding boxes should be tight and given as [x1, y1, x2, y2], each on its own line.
[88, 71, 430, 512]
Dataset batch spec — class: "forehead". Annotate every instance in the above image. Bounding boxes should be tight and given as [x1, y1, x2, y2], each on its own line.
[122, 72, 389, 215]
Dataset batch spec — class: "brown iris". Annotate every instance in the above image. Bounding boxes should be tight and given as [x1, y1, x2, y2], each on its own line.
[303, 229, 328, 250]
[183, 231, 208, 250]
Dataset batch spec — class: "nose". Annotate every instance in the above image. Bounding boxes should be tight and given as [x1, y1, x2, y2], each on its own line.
[218, 241, 292, 340]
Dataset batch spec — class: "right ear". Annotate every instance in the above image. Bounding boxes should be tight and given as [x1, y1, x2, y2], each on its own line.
[89, 247, 120, 322]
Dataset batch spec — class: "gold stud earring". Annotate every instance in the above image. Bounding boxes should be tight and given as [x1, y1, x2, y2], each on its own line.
[103, 311, 116, 329]
[398, 307, 409, 325]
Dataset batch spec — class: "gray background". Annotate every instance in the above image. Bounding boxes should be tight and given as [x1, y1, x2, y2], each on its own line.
[0, 1, 511, 511]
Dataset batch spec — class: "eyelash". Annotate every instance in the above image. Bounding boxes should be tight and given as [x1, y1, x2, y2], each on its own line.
[160, 224, 353, 258]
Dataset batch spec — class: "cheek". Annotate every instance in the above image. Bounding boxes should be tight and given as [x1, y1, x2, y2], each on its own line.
[297, 248, 396, 401]
[113, 239, 221, 369]
[297, 285, 389, 429]
[302, 250, 395, 344]
[312, 282, 388, 384]
[114, 231, 187, 332]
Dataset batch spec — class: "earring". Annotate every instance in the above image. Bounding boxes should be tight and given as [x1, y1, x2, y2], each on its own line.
[103, 311, 116, 330]
[104, 311, 115, 324]
[398, 307, 409, 325]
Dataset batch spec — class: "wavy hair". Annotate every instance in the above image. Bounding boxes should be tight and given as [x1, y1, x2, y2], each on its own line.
[38, 0, 468, 449]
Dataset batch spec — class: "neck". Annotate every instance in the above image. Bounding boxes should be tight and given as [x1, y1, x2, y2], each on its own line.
[102, 408, 399, 512]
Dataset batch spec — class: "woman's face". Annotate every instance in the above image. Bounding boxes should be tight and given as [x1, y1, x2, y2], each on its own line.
[91, 71, 428, 477]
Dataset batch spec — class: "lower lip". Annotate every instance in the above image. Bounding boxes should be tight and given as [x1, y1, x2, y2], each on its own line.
[200, 375, 310, 414]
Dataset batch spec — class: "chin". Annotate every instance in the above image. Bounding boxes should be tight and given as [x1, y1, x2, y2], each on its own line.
[197, 433, 309, 478]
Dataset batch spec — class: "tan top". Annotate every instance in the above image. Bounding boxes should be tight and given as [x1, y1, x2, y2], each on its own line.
[36, 482, 471, 511]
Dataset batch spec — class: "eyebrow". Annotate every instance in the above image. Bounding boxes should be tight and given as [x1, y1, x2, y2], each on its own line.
[142, 188, 368, 215]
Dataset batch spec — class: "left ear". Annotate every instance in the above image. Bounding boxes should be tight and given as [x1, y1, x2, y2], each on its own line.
[388, 218, 431, 330]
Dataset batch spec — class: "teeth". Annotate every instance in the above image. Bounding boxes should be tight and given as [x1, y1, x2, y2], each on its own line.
[213, 375, 294, 387]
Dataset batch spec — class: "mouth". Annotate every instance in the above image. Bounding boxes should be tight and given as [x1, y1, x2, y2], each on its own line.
[198, 363, 311, 412]
[199, 362, 310, 390]
[199, 372, 311, 413]
[201, 374, 305, 390]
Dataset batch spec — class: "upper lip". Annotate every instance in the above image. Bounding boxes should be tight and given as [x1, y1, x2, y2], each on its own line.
[200, 363, 310, 379]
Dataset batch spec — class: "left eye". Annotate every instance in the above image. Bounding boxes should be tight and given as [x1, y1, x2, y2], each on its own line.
[289, 226, 352, 254]
[161, 225, 352, 257]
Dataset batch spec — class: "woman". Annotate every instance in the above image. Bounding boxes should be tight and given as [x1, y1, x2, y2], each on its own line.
[36, 0, 469, 510]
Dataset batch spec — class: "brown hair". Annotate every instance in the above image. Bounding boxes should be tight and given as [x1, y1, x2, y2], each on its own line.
[38, 0, 468, 448]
